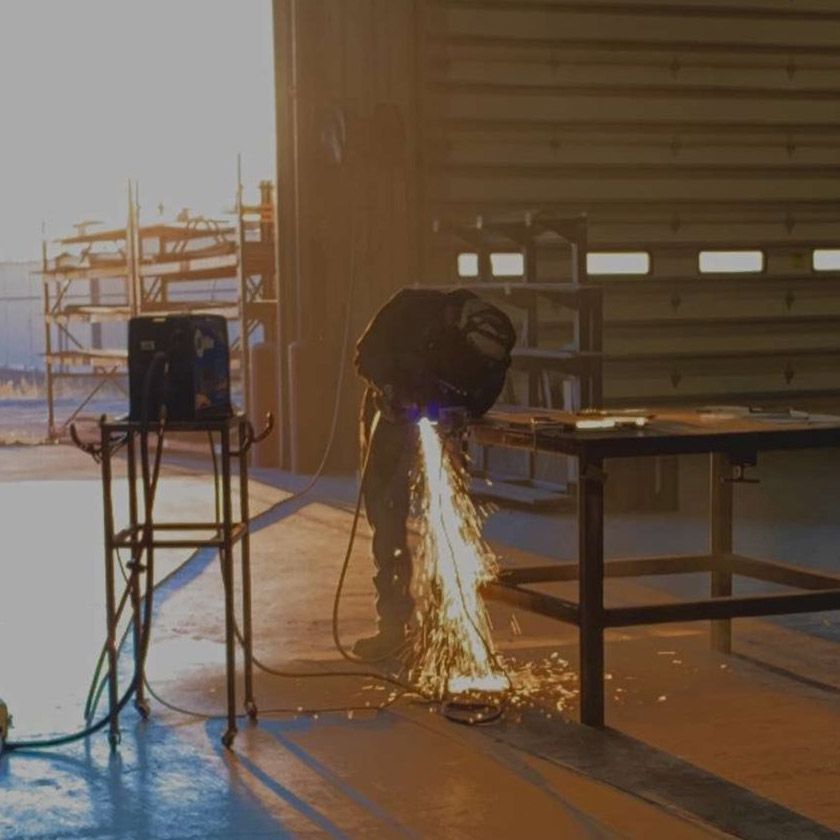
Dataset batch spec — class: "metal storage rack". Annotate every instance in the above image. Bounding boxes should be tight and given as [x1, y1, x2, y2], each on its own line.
[436, 213, 602, 409]
[39, 217, 134, 438]
[433, 213, 603, 505]
[38, 179, 277, 439]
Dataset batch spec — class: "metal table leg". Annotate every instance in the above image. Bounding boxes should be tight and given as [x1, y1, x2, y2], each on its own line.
[578, 455, 606, 726]
[100, 423, 121, 747]
[126, 432, 149, 718]
[238, 418, 257, 720]
[710, 452, 734, 653]
[220, 425, 238, 748]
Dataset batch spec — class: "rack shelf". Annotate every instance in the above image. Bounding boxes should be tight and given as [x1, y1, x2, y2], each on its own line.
[434, 213, 601, 503]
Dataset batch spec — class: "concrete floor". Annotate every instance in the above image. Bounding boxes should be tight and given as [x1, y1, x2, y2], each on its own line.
[1, 442, 839, 838]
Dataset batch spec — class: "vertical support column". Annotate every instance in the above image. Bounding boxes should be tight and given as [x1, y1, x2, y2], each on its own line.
[126, 181, 138, 316]
[578, 454, 606, 727]
[523, 238, 540, 481]
[100, 422, 121, 747]
[220, 423, 238, 748]
[272, 0, 296, 471]
[524, 240, 539, 406]
[571, 215, 588, 287]
[477, 246, 492, 283]
[569, 216, 600, 411]
[710, 451, 733, 653]
[126, 432, 148, 717]
[42, 239, 56, 439]
[568, 235, 585, 413]
[90, 278, 102, 350]
[239, 418, 257, 719]
[476, 232, 494, 475]
[235, 164, 253, 425]
[588, 288, 604, 410]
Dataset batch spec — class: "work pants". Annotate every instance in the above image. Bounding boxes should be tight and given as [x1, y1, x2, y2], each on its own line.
[360, 391, 417, 631]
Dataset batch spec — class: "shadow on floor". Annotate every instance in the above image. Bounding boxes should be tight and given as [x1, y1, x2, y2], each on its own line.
[487, 713, 838, 840]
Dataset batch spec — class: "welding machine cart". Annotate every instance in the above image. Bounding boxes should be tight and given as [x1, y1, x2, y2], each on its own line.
[71, 411, 272, 749]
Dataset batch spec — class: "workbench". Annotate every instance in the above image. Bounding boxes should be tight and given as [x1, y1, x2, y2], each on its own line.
[474, 406, 840, 727]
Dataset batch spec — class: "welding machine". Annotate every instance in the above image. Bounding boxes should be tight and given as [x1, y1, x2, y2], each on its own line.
[128, 315, 232, 421]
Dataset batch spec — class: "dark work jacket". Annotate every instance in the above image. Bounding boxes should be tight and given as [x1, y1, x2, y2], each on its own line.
[355, 287, 514, 418]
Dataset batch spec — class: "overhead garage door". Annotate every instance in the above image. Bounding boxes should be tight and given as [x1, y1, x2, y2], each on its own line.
[421, 0, 840, 405]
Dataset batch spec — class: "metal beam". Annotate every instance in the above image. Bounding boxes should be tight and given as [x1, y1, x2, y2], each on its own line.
[499, 554, 714, 586]
[436, 0, 840, 24]
[483, 581, 579, 624]
[724, 554, 840, 591]
[605, 589, 840, 627]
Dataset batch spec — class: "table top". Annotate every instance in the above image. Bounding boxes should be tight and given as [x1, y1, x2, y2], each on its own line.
[474, 406, 840, 459]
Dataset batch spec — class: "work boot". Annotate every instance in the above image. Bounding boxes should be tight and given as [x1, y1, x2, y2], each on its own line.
[352, 625, 409, 663]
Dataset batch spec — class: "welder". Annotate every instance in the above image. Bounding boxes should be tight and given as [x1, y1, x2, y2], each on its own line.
[353, 287, 516, 661]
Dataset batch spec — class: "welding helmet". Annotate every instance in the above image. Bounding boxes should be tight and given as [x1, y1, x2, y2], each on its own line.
[458, 297, 515, 364]
[423, 293, 515, 418]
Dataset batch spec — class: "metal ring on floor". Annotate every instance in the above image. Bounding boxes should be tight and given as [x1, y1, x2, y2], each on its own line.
[442, 699, 503, 726]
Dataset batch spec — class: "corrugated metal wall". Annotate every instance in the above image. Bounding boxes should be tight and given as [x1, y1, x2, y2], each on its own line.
[421, 0, 840, 405]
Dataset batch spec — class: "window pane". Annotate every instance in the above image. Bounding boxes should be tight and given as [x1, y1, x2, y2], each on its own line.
[490, 252, 524, 277]
[813, 249, 840, 271]
[699, 251, 763, 273]
[457, 252, 478, 277]
[586, 252, 650, 275]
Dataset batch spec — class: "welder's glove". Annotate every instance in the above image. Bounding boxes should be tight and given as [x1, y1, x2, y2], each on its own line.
[381, 351, 431, 412]
[377, 382, 419, 423]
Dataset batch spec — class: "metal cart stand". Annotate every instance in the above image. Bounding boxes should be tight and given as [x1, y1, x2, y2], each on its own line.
[474, 407, 840, 727]
[72, 412, 271, 748]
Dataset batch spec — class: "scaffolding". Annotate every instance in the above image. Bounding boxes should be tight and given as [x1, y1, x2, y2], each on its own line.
[38, 178, 277, 439]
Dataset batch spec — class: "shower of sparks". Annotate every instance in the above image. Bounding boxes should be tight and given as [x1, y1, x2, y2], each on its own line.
[408, 418, 580, 714]
[411, 418, 508, 697]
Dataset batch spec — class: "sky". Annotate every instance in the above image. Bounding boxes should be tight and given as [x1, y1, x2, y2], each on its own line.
[0, 0, 275, 261]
